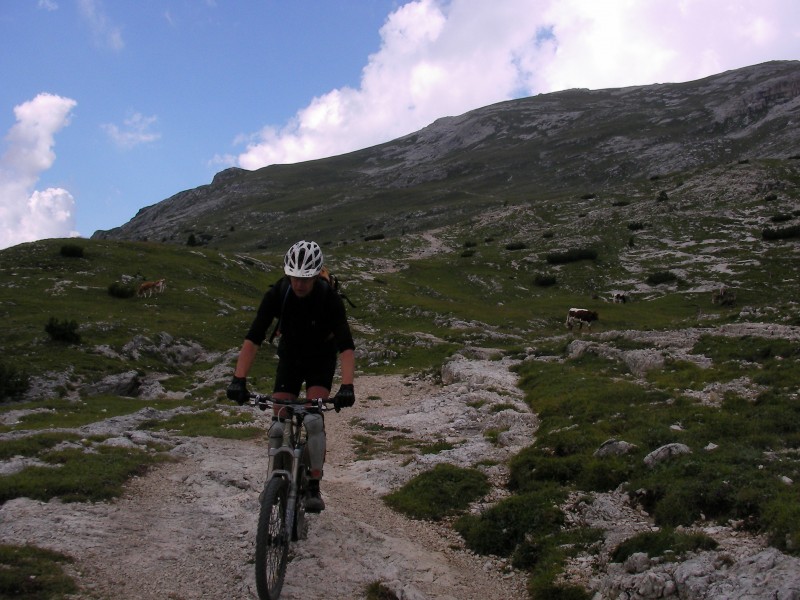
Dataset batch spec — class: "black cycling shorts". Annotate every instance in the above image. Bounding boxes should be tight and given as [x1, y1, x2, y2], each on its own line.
[273, 353, 337, 396]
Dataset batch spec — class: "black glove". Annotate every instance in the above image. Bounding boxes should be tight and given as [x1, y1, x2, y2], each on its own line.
[227, 376, 249, 405]
[333, 384, 355, 413]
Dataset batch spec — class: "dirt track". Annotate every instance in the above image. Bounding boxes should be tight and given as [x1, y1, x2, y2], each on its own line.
[0, 374, 529, 600]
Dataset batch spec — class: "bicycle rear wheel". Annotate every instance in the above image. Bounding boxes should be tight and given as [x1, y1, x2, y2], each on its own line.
[255, 477, 290, 600]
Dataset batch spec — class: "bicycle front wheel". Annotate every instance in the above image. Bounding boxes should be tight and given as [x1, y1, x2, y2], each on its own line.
[255, 477, 290, 600]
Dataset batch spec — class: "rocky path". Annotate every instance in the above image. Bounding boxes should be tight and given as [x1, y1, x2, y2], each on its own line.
[0, 372, 530, 600]
[5, 331, 800, 599]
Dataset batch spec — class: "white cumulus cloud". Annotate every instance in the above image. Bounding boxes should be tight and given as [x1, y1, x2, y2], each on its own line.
[102, 112, 161, 149]
[236, 0, 800, 170]
[78, 0, 124, 51]
[0, 93, 79, 250]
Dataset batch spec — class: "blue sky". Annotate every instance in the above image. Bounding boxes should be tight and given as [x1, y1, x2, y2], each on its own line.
[1, 0, 798, 249]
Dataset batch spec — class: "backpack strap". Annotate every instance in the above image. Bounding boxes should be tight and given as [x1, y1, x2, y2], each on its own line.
[268, 278, 292, 345]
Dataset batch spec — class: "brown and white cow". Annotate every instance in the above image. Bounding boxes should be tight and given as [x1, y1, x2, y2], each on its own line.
[566, 307, 599, 330]
[137, 278, 166, 298]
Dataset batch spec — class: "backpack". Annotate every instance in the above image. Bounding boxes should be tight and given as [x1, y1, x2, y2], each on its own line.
[318, 266, 356, 309]
[268, 267, 356, 345]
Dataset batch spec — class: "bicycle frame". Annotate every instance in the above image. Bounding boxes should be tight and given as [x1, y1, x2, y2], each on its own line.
[265, 400, 310, 541]
[251, 394, 333, 600]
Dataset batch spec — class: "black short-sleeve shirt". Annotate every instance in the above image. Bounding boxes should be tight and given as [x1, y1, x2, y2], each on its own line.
[245, 277, 355, 359]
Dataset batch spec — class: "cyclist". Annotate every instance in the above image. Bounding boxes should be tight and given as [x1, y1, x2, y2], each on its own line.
[227, 240, 356, 512]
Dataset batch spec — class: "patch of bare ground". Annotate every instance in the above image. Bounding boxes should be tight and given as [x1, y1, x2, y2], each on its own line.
[0, 372, 529, 600]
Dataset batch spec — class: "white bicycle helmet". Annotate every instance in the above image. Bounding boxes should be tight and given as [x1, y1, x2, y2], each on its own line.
[284, 240, 324, 277]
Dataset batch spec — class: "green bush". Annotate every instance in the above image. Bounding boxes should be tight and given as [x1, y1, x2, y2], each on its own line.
[365, 581, 399, 600]
[0, 362, 29, 401]
[454, 486, 566, 557]
[763, 224, 800, 240]
[59, 244, 84, 258]
[762, 494, 800, 552]
[546, 248, 597, 264]
[0, 544, 78, 599]
[534, 273, 557, 287]
[770, 213, 793, 223]
[44, 317, 81, 344]
[505, 242, 528, 251]
[611, 528, 717, 563]
[645, 270, 678, 285]
[383, 463, 489, 520]
[0, 446, 165, 504]
[107, 281, 136, 299]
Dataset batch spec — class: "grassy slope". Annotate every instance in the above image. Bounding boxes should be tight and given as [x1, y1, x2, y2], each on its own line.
[1, 157, 799, 597]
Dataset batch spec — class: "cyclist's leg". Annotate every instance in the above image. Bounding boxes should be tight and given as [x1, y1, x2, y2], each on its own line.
[303, 409, 326, 478]
[305, 353, 336, 480]
[271, 358, 302, 468]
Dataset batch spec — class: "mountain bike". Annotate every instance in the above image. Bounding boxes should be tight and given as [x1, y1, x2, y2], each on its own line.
[249, 393, 334, 600]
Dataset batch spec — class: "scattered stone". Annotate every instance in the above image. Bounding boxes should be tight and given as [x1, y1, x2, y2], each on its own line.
[644, 443, 692, 468]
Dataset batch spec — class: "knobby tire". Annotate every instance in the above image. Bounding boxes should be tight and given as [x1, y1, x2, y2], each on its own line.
[255, 477, 290, 600]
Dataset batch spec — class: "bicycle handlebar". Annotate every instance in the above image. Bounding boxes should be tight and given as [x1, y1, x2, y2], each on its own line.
[248, 393, 336, 413]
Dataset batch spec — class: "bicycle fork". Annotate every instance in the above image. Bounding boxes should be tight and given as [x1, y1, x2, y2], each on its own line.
[267, 426, 304, 539]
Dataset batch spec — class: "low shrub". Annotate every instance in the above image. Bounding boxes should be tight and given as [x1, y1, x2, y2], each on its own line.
[645, 270, 678, 285]
[0, 544, 78, 599]
[770, 213, 793, 223]
[138, 410, 261, 439]
[107, 281, 136, 299]
[611, 528, 718, 563]
[59, 244, 84, 258]
[383, 463, 489, 520]
[454, 486, 566, 557]
[534, 273, 557, 287]
[0, 446, 165, 504]
[0, 362, 29, 401]
[44, 317, 81, 344]
[546, 248, 597, 264]
[505, 242, 528, 251]
[365, 581, 399, 600]
[762, 494, 800, 552]
[763, 224, 800, 240]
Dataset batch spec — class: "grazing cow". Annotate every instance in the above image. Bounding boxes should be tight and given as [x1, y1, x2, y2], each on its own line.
[137, 278, 166, 298]
[612, 293, 628, 304]
[566, 308, 599, 330]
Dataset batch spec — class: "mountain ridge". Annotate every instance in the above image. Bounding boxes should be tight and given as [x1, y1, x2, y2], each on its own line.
[92, 60, 800, 250]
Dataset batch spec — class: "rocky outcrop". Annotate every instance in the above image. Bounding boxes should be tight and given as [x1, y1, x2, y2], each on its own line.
[91, 61, 800, 249]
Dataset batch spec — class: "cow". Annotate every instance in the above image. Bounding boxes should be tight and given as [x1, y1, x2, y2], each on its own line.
[612, 293, 628, 304]
[137, 278, 166, 298]
[566, 308, 599, 330]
